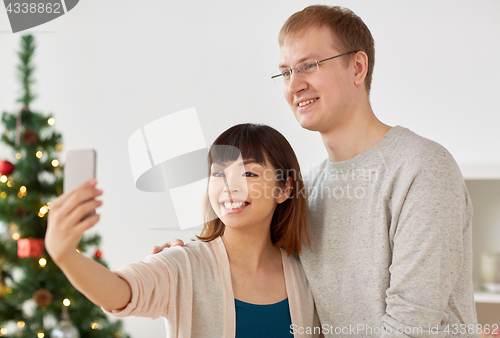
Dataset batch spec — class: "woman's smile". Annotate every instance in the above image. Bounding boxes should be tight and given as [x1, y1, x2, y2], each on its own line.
[220, 200, 251, 214]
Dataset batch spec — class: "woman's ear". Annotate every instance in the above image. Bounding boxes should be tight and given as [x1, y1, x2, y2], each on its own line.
[277, 177, 293, 204]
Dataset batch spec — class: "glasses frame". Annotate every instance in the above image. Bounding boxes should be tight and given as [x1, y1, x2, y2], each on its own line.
[271, 51, 358, 83]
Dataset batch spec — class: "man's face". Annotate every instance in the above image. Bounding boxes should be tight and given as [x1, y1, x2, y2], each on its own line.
[279, 26, 355, 134]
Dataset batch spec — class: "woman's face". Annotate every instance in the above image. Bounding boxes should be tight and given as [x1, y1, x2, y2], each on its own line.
[208, 156, 286, 232]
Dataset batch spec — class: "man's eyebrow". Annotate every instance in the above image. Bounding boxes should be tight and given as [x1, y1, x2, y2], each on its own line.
[279, 54, 319, 69]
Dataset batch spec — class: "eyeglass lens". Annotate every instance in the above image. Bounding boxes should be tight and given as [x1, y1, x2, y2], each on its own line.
[272, 61, 319, 83]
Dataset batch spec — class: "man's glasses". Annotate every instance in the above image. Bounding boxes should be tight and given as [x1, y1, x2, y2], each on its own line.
[271, 51, 358, 84]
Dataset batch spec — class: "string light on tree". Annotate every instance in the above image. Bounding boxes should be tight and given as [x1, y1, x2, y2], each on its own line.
[15, 152, 21, 159]
[36, 151, 43, 158]
[52, 159, 59, 167]
[39, 204, 49, 218]
[39, 258, 47, 268]
[0, 176, 7, 183]
[18, 186, 27, 198]
[47, 117, 55, 125]
[63, 298, 70, 307]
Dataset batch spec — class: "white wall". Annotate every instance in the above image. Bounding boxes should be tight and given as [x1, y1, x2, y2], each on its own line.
[1, 1, 499, 337]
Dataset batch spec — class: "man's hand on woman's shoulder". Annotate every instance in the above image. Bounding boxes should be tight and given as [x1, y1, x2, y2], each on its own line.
[152, 239, 185, 255]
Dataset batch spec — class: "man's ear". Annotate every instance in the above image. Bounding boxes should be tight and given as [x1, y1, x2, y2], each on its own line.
[277, 177, 293, 204]
[353, 51, 368, 86]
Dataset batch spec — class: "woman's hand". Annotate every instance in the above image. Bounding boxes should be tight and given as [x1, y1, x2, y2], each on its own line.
[46, 179, 103, 264]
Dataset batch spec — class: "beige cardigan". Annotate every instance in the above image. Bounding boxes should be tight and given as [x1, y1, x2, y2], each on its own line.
[106, 237, 321, 337]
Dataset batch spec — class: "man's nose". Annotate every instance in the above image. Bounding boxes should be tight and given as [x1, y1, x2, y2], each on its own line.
[287, 71, 307, 95]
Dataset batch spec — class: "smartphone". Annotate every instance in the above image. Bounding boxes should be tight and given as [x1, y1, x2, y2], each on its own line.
[63, 149, 97, 219]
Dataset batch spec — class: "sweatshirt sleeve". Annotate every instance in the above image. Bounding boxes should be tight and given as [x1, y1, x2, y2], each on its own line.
[381, 144, 476, 337]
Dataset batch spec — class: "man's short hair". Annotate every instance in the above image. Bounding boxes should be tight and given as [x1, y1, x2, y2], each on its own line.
[279, 5, 375, 94]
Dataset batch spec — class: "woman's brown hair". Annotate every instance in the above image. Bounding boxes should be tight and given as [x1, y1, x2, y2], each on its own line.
[197, 123, 309, 255]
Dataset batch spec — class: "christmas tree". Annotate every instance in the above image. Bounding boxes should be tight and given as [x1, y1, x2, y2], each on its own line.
[0, 35, 129, 338]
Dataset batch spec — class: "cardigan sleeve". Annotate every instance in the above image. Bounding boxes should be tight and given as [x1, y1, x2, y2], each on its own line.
[103, 246, 192, 320]
[285, 252, 323, 338]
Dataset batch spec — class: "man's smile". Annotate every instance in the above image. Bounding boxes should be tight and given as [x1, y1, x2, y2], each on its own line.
[298, 98, 319, 107]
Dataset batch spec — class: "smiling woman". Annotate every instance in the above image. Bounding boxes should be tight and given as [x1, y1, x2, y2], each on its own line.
[45, 123, 321, 338]
[199, 123, 309, 255]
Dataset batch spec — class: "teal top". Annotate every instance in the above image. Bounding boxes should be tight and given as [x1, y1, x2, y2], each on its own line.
[235, 298, 293, 338]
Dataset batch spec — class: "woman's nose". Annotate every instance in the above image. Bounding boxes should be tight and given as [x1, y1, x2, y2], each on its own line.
[223, 184, 237, 193]
[223, 180, 241, 193]
[222, 173, 245, 193]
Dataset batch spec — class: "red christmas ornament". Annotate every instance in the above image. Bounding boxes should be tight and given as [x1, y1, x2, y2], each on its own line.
[94, 250, 103, 259]
[17, 238, 44, 258]
[0, 160, 15, 176]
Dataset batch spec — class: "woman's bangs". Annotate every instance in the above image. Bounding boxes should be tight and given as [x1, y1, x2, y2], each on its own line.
[209, 128, 267, 166]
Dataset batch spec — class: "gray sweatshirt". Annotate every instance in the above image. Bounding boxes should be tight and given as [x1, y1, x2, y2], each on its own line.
[300, 126, 478, 338]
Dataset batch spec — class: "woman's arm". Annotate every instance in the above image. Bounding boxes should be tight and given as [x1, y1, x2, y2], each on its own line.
[45, 179, 131, 311]
[55, 249, 131, 311]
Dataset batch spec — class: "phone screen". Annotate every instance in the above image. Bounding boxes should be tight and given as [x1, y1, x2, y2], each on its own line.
[63, 149, 97, 220]
[63, 149, 97, 193]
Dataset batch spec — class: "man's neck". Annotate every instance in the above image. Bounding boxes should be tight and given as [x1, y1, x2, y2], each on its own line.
[321, 106, 392, 163]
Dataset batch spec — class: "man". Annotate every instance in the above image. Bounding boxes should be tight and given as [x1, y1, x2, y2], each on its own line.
[158, 5, 478, 337]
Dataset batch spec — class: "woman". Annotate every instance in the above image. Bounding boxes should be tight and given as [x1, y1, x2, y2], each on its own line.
[45, 123, 321, 337]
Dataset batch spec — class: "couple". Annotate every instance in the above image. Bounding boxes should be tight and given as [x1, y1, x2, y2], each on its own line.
[45, 5, 478, 337]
